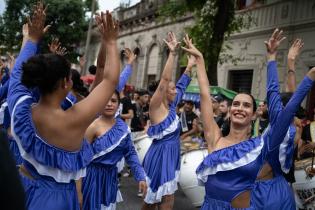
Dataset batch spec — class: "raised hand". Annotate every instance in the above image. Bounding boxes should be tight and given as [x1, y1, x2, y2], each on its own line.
[181, 34, 203, 59]
[22, 23, 29, 39]
[124, 48, 137, 64]
[307, 67, 315, 81]
[48, 38, 67, 56]
[28, 1, 50, 43]
[98, 11, 119, 44]
[7, 53, 15, 72]
[288, 39, 304, 61]
[264, 28, 286, 55]
[48, 38, 61, 54]
[186, 55, 197, 70]
[163, 32, 180, 53]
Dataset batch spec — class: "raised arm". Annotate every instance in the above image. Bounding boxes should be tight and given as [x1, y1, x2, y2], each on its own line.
[268, 68, 315, 151]
[89, 23, 106, 92]
[172, 55, 193, 106]
[67, 11, 120, 129]
[149, 32, 179, 111]
[286, 39, 303, 92]
[181, 34, 221, 152]
[116, 48, 136, 92]
[264, 29, 286, 125]
[8, 3, 50, 113]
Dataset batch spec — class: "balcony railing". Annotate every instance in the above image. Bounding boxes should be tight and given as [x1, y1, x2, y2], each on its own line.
[235, 0, 315, 34]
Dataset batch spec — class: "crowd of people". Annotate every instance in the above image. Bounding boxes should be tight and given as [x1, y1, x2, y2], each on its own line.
[1, 2, 315, 210]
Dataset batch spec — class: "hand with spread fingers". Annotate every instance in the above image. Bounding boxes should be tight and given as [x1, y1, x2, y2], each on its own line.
[27, 1, 50, 43]
[163, 32, 180, 53]
[48, 38, 68, 56]
[288, 38, 304, 61]
[98, 11, 119, 44]
[124, 48, 137, 64]
[48, 38, 61, 54]
[181, 34, 203, 59]
[264, 28, 286, 59]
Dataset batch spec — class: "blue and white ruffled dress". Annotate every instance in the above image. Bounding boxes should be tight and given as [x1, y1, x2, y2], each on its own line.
[143, 106, 181, 204]
[142, 73, 191, 204]
[8, 40, 94, 210]
[83, 118, 145, 210]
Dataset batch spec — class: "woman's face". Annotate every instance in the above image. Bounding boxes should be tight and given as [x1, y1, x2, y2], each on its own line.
[103, 93, 119, 117]
[166, 81, 177, 102]
[230, 94, 255, 127]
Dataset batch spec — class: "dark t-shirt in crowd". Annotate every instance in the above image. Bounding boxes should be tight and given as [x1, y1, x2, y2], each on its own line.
[259, 119, 269, 135]
[131, 103, 146, 132]
[300, 124, 313, 159]
[120, 96, 133, 115]
[179, 111, 198, 135]
[0, 130, 26, 210]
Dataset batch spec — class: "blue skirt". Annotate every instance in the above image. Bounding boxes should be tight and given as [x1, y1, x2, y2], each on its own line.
[143, 138, 180, 204]
[201, 196, 255, 210]
[20, 173, 80, 210]
[83, 163, 123, 210]
[252, 176, 295, 210]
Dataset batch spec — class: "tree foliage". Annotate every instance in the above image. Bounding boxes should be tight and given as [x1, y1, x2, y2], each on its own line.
[0, 0, 98, 62]
[159, 0, 253, 85]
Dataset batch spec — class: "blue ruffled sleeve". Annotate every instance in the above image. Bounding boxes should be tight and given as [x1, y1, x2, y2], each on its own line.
[123, 136, 146, 182]
[116, 64, 132, 92]
[172, 74, 191, 106]
[267, 76, 313, 151]
[8, 41, 38, 114]
[266, 61, 283, 125]
[61, 92, 77, 110]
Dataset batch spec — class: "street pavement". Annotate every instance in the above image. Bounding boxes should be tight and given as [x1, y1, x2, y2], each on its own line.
[117, 174, 198, 210]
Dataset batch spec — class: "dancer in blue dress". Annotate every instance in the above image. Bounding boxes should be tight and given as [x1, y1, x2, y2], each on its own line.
[181, 32, 315, 209]
[8, 6, 120, 210]
[141, 32, 192, 210]
[252, 32, 304, 210]
[81, 90, 147, 210]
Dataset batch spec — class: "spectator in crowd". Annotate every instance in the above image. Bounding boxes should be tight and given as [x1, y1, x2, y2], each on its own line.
[179, 100, 199, 141]
[218, 98, 231, 137]
[253, 100, 269, 136]
[131, 90, 150, 132]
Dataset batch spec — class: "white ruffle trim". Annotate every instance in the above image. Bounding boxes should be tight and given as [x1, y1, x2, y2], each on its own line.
[197, 137, 265, 184]
[116, 157, 125, 173]
[65, 96, 75, 106]
[149, 116, 179, 140]
[144, 170, 179, 204]
[279, 127, 291, 174]
[92, 128, 130, 160]
[11, 95, 86, 183]
[0, 101, 8, 124]
[100, 189, 123, 210]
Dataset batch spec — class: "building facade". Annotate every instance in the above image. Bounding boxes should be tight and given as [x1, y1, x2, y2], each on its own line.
[87, 0, 315, 116]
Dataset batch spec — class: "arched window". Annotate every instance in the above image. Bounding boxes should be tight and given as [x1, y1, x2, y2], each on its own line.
[147, 44, 159, 83]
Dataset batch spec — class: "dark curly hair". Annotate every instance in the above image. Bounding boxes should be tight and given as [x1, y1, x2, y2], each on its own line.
[21, 54, 71, 95]
[71, 69, 89, 97]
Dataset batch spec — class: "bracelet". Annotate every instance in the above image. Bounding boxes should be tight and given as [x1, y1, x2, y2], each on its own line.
[287, 69, 295, 74]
